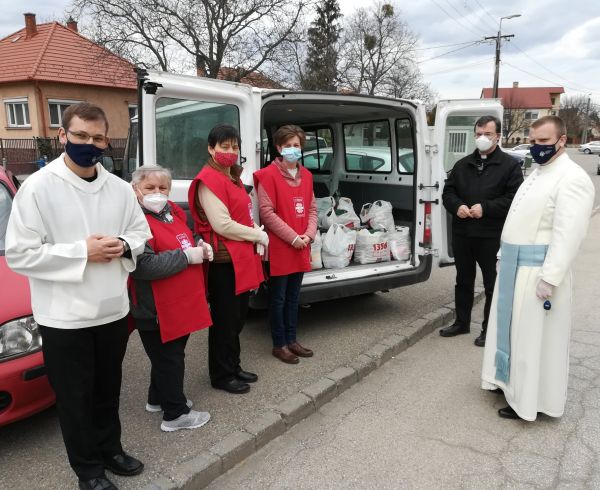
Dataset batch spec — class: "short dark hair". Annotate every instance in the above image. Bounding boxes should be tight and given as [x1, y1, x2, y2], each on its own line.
[273, 124, 306, 147]
[474, 115, 501, 134]
[62, 102, 109, 134]
[530, 115, 566, 137]
[207, 123, 241, 148]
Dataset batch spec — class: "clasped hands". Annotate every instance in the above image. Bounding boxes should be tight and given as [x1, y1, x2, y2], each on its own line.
[183, 239, 214, 264]
[457, 204, 483, 219]
[86, 234, 126, 263]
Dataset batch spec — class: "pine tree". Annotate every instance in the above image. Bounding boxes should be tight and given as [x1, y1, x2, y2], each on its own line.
[302, 0, 342, 92]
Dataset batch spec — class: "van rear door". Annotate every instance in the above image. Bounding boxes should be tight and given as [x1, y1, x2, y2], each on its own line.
[138, 70, 258, 206]
[430, 99, 504, 265]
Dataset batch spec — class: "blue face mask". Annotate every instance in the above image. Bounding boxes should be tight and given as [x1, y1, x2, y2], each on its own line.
[530, 139, 560, 165]
[280, 147, 302, 163]
[65, 140, 105, 168]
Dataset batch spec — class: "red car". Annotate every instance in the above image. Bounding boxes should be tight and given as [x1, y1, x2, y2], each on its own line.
[0, 167, 55, 426]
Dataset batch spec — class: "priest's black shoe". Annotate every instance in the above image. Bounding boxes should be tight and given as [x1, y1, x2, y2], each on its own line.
[498, 406, 520, 419]
[104, 453, 144, 476]
[236, 369, 258, 383]
[474, 331, 486, 347]
[78, 476, 117, 490]
[212, 378, 251, 394]
[439, 324, 470, 337]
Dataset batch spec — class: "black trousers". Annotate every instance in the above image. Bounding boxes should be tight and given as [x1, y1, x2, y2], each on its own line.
[138, 329, 190, 421]
[39, 318, 129, 480]
[207, 262, 250, 384]
[452, 234, 500, 333]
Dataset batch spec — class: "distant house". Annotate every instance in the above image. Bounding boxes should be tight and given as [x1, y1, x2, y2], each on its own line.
[0, 13, 137, 141]
[214, 67, 286, 90]
[481, 82, 564, 144]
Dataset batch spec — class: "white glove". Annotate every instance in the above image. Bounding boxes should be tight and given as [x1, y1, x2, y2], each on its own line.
[536, 279, 554, 300]
[183, 246, 204, 264]
[257, 225, 269, 247]
[256, 243, 265, 257]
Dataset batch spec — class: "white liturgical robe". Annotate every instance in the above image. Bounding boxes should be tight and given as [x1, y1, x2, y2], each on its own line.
[481, 152, 595, 421]
[5, 155, 151, 329]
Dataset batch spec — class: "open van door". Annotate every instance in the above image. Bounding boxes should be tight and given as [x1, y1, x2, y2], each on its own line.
[430, 99, 504, 265]
[137, 69, 259, 205]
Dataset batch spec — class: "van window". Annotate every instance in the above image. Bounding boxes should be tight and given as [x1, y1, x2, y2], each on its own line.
[343, 121, 391, 173]
[155, 98, 240, 179]
[0, 183, 12, 253]
[302, 127, 333, 173]
[444, 115, 479, 172]
[395, 118, 415, 174]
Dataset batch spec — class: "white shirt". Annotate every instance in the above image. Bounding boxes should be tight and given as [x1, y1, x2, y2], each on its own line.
[5, 155, 151, 328]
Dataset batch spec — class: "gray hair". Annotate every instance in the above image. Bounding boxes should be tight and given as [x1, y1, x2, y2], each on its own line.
[131, 165, 172, 187]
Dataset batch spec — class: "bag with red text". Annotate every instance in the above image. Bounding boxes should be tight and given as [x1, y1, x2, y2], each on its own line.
[322, 197, 360, 230]
[322, 224, 357, 269]
[388, 226, 411, 262]
[353, 229, 390, 264]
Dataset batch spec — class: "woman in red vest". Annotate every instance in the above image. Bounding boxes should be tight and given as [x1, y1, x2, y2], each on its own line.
[254, 125, 318, 364]
[129, 165, 213, 432]
[188, 124, 267, 394]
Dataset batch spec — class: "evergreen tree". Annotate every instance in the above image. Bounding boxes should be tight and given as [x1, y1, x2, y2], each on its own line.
[302, 0, 342, 92]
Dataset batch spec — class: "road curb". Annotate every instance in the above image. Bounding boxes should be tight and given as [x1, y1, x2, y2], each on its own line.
[144, 288, 484, 489]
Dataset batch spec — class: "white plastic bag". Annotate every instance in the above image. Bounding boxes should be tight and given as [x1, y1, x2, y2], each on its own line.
[310, 230, 323, 270]
[360, 200, 395, 232]
[388, 226, 411, 262]
[322, 224, 357, 269]
[354, 229, 390, 264]
[322, 197, 360, 230]
[316, 196, 335, 228]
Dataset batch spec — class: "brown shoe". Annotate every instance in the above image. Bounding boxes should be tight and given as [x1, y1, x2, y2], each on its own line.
[288, 341, 313, 357]
[272, 346, 299, 364]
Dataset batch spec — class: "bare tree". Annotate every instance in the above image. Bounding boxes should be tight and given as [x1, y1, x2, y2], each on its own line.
[384, 61, 435, 105]
[500, 91, 529, 145]
[560, 95, 599, 142]
[70, 0, 310, 79]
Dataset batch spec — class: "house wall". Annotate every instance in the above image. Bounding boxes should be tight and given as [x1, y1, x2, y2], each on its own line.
[505, 93, 562, 145]
[0, 81, 136, 139]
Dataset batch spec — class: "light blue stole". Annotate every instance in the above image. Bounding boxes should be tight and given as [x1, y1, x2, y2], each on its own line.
[496, 241, 548, 383]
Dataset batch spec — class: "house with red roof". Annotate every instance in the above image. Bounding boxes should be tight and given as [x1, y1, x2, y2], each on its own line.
[0, 13, 137, 140]
[481, 82, 564, 144]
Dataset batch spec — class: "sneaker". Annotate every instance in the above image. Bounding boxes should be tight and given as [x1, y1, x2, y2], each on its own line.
[145, 399, 193, 413]
[160, 410, 211, 432]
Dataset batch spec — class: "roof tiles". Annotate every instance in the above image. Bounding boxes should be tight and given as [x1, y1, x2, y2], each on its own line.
[481, 86, 565, 109]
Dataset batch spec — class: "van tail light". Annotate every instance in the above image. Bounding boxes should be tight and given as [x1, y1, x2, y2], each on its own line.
[423, 202, 432, 246]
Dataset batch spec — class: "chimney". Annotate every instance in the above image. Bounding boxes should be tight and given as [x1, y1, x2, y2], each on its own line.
[66, 17, 78, 32]
[513, 81, 519, 88]
[24, 13, 37, 39]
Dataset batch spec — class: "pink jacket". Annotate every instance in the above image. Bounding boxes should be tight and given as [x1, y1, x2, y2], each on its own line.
[256, 158, 318, 244]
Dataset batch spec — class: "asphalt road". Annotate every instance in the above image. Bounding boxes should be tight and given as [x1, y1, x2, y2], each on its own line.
[208, 150, 600, 489]
[1, 150, 597, 490]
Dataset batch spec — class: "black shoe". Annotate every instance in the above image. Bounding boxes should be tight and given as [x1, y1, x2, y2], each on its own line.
[498, 406, 520, 419]
[439, 324, 470, 337]
[212, 378, 251, 394]
[474, 331, 486, 347]
[78, 476, 118, 490]
[104, 453, 144, 476]
[236, 370, 258, 383]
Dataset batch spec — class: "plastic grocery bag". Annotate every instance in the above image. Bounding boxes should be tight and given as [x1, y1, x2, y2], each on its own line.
[354, 229, 390, 264]
[321, 224, 357, 269]
[316, 196, 335, 228]
[388, 226, 411, 261]
[360, 200, 395, 232]
[310, 230, 323, 270]
[322, 197, 360, 230]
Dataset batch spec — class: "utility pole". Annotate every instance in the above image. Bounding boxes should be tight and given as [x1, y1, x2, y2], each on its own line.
[581, 95, 591, 144]
[486, 14, 520, 98]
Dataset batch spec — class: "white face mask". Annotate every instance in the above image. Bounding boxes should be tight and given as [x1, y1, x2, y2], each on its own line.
[475, 135, 495, 153]
[142, 192, 168, 214]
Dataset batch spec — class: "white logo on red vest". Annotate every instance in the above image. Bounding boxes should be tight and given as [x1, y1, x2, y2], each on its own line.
[176, 233, 192, 250]
[293, 197, 305, 217]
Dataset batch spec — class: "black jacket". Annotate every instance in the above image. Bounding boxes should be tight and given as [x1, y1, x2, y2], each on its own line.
[442, 147, 523, 238]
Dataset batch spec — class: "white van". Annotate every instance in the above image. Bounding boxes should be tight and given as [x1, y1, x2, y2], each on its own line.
[125, 69, 503, 306]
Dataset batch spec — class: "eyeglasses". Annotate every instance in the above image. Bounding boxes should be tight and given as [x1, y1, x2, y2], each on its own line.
[67, 130, 109, 147]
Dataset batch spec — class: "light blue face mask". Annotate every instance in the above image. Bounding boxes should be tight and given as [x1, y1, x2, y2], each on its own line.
[280, 147, 302, 163]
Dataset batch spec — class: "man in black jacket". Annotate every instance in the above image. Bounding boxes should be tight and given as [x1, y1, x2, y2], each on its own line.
[440, 115, 523, 346]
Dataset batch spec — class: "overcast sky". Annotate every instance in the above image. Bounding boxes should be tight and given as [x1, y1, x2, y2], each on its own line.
[1, 0, 598, 104]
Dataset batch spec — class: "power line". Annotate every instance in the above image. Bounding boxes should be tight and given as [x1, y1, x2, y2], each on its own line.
[424, 57, 494, 76]
[442, 0, 489, 37]
[415, 40, 482, 51]
[418, 41, 485, 63]
[429, 0, 486, 39]
[472, 0, 500, 28]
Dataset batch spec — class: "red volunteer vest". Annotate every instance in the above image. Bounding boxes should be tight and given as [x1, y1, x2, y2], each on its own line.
[144, 202, 212, 343]
[188, 165, 264, 295]
[253, 162, 313, 276]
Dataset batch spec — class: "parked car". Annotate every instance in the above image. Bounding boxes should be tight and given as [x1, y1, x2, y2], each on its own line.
[0, 166, 55, 427]
[503, 148, 526, 166]
[509, 144, 531, 157]
[302, 147, 413, 174]
[578, 141, 600, 154]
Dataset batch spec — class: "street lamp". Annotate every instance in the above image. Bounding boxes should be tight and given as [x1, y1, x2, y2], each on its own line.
[492, 14, 521, 98]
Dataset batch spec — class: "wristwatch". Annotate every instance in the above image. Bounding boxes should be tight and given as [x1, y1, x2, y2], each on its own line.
[117, 237, 130, 256]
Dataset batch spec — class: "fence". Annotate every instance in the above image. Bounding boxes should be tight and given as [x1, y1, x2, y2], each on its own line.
[0, 137, 128, 175]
